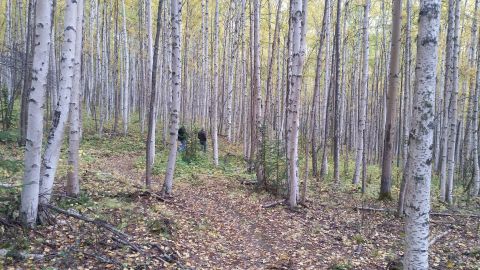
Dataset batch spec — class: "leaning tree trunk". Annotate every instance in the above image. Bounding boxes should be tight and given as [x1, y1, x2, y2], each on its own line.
[39, 0, 78, 205]
[380, 0, 402, 200]
[145, 0, 164, 189]
[20, 0, 54, 227]
[67, 0, 85, 197]
[404, 0, 440, 268]
[162, 0, 182, 196]
[320, 0, 331, 178]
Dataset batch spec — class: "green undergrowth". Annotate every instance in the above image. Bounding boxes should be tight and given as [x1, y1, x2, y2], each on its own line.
[134, 147, 254, 183]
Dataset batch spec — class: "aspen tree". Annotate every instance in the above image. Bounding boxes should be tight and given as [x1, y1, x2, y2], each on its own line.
[121, 0, 130, 135]
[380, 0, 402, 200]
[39, 0, 78, 205]
[212, 0, 220, 166]
[67, 0, 85, 197]
[146, 0, 164, 189]
[471, 33, 480, 196]
[162, 0, 182, 196]
[287, 0, 306, 208]
[353, 0, 369, 185]
[333, 0, 342, 184]
[440, 0, 456, 202]
[253, 0, 265, 186]
[446, 0, 461, 204]
[404, 1, 440, 267]
[20, 0, 54, 227]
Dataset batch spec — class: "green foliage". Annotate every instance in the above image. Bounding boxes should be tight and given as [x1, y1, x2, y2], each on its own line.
[0, 186, 20, 221]
[329, 262, 353, 270]
[147, 218, 175, 238]
[56, 193, 93, 210]
[181, 127, 200, 164]
[0, 159, 22, 180]
[0, 86, 17, 130]
[81, 133, 146, 154]
[0, 130, 19, 143]
[261, 135, 287, 197]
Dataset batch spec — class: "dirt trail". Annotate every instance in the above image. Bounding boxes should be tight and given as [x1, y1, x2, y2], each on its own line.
[96, 152, 480, 270]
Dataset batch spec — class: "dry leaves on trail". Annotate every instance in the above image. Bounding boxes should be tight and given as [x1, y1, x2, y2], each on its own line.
[3, 148, 480, 269]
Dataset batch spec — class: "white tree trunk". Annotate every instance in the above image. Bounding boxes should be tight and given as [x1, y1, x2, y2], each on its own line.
[403, 0, 440, 268]
[471, 28, 480, 196]
[287, 0, 305, 208]
[39, 0, 78, 205]
[67, 0, 85, 197]
[440, 0, 456, 202]
[162, 0, 182, 196]
[121, 0, 130, 135]
[20, 0, 54, 227]
[352, 0, 369, 185]
[212, 0, 220, 166]
[446, 0, 461, 204]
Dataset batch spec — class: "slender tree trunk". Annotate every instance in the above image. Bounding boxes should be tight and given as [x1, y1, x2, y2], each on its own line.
[212, 0, 220, 166]
[121, 0, 130, 135]
[67, 0, 85, 197]
[333, 0, 342, 185]
[471, 33, 480, 196]
[404, 1, 440, 267]
[353, 0, 370, 185]
[287, 0, 306, 208]
[440, 0, 456, 202]
[146, 0, 164, 189]
[380, 0, 402, 200]
[446, 0, 461, 204]
[253, 0, 265, 186]
[39, 0, 78, 205]
[20, 0, 54, 227]
[162, 0, 182, 196]
[319, 0, 331, 178]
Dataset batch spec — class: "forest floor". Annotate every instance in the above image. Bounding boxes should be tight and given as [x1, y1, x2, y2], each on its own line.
[1, 129, 480, 269]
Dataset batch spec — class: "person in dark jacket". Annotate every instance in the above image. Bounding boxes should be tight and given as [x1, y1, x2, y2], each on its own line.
[178, 126, 188, 151]
[197, 128, 207, 152]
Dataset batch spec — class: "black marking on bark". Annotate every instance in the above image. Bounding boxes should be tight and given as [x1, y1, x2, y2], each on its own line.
[52, 111, 61, 129]
[426, 158, 432, 166]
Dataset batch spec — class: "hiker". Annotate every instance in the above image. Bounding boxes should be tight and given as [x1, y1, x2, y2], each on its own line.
[178, 126, 188, 151]
[198, 128, 207, 152]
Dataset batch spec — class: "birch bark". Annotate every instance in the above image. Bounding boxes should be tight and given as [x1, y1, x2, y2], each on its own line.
[20, 0, 54, 227]
[39, 0, 78, 205]
[404, 1, 440, 267]
[162, 0, 182, 195]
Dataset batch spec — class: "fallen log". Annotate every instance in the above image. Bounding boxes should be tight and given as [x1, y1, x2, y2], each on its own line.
[43, 204, 129, 239]
[354, 206, 480, 218]
[262, 200, 285, 208]
[42, 204, 141, 252]
[239, 180, 257, 185]
[0, 249, 44, 260]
